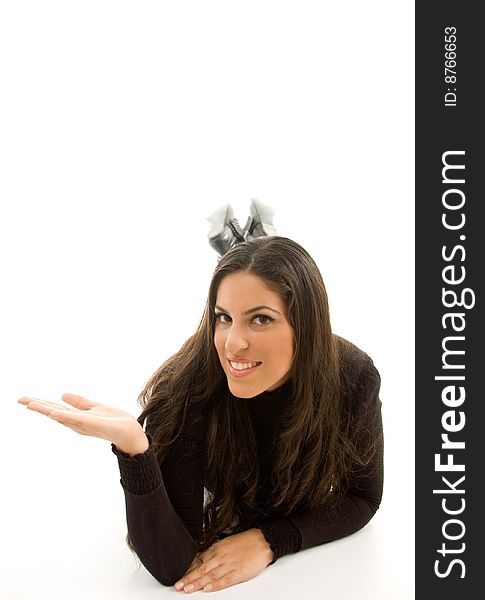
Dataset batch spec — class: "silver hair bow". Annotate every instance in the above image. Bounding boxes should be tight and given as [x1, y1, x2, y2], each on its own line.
[207, 198, 277, 257]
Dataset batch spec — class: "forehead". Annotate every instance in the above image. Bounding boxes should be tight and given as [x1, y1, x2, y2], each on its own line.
[215, 272, 285, 310]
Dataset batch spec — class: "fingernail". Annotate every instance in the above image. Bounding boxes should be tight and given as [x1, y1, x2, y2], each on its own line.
[184, 584, 194, 592]
[175, 582, 184, 590]
[204, 584, 213, 592]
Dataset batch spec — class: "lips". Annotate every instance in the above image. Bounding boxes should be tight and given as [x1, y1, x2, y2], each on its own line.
[227, 357, 260, 362]
[226, 359, 262, 378]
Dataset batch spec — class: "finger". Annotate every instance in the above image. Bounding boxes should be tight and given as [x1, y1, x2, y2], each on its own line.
[18, 395, 95, 412]
[180, 567, 227, 593]
[187, 555, 204, 572]
[22, 401, 71, 418]
[183, 557, 213, 579]
[18, 397, 67, 409]
[19, 399, 106, 439]
[61, 393, 100, 411]
[188, 545, 218, 569]
[42, 411, 105, 438]
[26, 403, 98, 429]
[201, 570, 239, 593]
[174, 557, 221, 591]
[19, 397, 73, 412]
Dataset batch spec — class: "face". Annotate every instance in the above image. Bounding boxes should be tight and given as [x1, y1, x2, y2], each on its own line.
[213, 271, 294, 398]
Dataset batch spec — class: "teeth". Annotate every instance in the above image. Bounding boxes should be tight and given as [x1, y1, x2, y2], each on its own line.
[230, 361, 259, 371]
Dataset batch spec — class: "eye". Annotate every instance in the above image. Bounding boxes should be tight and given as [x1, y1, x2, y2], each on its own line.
[252, 314, 274, 326]
[215, 313, 231, 324]
[214, 313, 274, 327]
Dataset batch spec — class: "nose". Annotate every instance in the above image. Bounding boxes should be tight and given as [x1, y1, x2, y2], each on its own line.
[224, 322, 249, 354]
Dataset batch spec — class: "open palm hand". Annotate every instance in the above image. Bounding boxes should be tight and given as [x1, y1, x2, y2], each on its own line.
[18, 393, 147, 453]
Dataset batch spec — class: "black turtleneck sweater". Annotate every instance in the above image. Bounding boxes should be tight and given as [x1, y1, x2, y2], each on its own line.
[111, 343, 383, 587]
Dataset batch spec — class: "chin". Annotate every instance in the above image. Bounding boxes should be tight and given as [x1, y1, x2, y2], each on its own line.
[227, 380, 264, 399]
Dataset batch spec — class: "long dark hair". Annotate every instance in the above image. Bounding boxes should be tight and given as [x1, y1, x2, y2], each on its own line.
[129, 236, 376, 552]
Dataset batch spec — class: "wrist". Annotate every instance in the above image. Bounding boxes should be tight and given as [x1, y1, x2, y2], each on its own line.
[251, 528, 275, 565]
[115, 431, 149, 457]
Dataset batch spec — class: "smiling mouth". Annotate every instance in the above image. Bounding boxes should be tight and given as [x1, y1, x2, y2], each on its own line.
[228, 359, 261, 369]
[227, 359, 262, 378]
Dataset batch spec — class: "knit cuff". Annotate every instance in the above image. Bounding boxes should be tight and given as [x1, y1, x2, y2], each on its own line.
[258, 518, 302, 563]
[111, 433, 162, 495]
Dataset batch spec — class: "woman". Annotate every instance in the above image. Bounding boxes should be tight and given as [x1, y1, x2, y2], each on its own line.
[18, 234, 383, 594]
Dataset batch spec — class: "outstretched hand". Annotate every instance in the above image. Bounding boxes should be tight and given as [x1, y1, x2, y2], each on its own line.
[174, 528, 274, 593]
[18, 393, 148, 455]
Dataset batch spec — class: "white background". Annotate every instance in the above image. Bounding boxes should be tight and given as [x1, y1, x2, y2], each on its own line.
[1, 1, 414, 599]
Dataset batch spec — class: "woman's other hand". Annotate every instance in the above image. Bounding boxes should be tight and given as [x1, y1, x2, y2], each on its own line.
[18, 393, 148, 456]
[174, 528, 274, 593]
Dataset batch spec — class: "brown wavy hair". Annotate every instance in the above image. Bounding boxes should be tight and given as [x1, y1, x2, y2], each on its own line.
[128, 235, 377, 552]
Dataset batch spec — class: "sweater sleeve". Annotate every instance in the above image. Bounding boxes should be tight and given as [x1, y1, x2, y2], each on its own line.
[111, 409, 205, 586]
[259, 362, 384, 561]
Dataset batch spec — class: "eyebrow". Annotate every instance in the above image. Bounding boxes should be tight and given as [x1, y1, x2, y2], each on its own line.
[215, 304, 281, 316]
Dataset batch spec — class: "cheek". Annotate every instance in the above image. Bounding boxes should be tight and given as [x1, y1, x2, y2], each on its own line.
[280, 332, 295, 367]
[214, 330, 225, 355]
